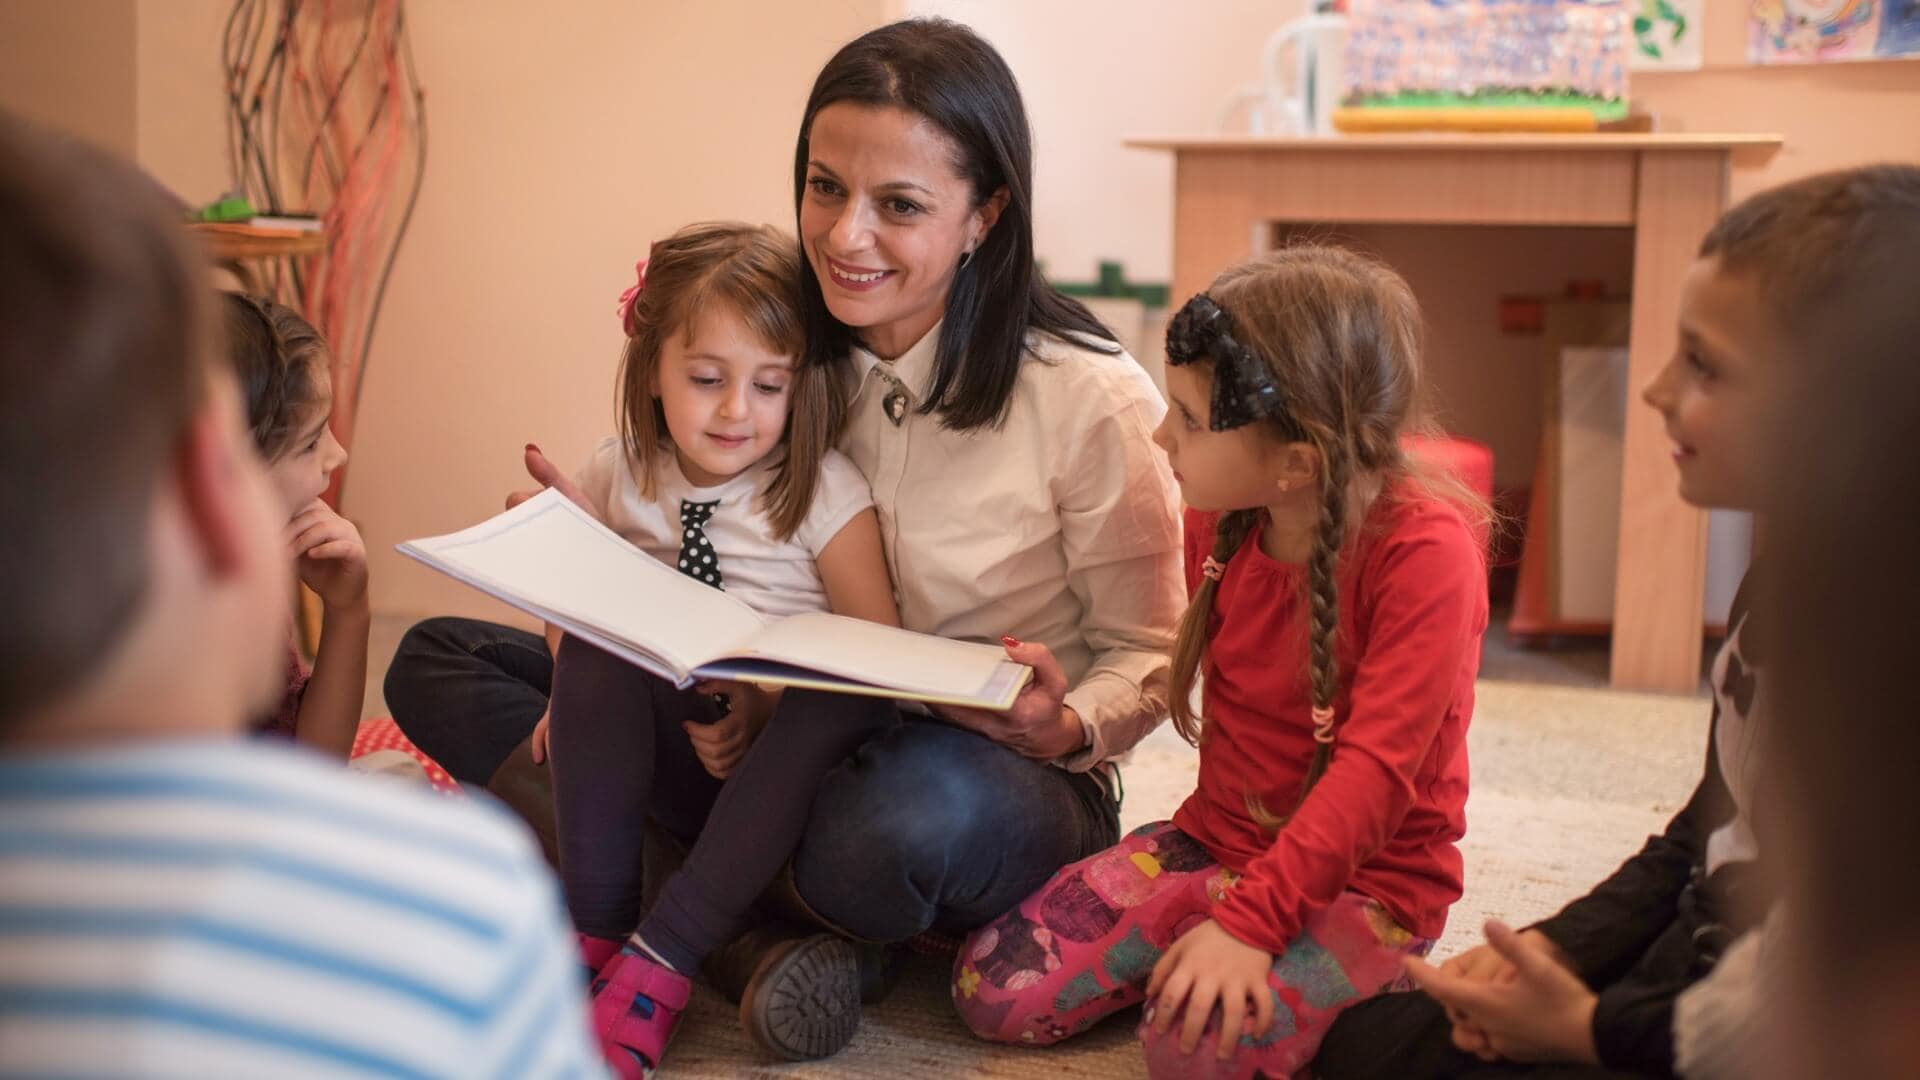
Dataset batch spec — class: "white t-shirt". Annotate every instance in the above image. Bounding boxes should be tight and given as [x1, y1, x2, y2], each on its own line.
[572, 436, 874, 619]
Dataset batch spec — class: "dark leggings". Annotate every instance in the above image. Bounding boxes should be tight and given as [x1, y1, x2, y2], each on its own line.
[548, 635, 897, 974]
[383, 616, 549, 785]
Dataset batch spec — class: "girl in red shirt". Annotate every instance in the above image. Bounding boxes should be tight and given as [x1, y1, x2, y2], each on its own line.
[953, 245, 1488, 1079]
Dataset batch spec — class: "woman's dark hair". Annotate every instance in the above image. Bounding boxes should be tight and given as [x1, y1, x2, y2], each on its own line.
[793, 17, 1117, 430]
[220, 291, 328, 460]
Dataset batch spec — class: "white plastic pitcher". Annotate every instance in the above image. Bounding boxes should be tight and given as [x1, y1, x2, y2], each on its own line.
[1260, 13, 1348, 136]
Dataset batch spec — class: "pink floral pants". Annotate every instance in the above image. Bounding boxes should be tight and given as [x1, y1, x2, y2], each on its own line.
[952, 821, 1434, 1079]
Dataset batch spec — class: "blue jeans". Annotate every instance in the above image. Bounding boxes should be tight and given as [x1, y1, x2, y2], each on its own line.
[788, 712, 1121, 941]
[382, 616, 1122, 941]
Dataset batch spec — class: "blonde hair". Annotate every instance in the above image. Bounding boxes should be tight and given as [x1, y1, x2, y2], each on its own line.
[618, 221, 842, 541]
[1166, 244, 1488, 830]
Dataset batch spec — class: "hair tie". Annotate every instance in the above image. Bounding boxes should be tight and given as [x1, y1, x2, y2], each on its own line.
[1201, 556, 1227, 582]
[1311, 705, 1336, 744]
[615, 257, 649, 335]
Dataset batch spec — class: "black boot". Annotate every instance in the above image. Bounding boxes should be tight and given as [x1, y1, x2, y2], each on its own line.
[703, 919, 904, 1008]
[721, 914, 864, 1060]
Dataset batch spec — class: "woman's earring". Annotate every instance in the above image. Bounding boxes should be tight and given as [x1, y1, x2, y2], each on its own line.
[958, 247, 974, 270]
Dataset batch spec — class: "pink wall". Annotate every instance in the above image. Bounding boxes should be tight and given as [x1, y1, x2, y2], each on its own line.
[8, 0, 1916, 623]
[0, 1, 137, 157]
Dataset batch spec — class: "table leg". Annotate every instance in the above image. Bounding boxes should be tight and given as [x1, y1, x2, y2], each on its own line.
[1171, 152, 1263, 306]
[1610, 151, 1725, 693]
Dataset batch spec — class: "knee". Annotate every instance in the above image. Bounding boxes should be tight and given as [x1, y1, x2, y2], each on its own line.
[805, 733, 990, 874]
[789, 730, 992, 935]
[383, 617, 467, 716]
[950, 922, 1066, 1045]
[1310, 989, 1450, 1080]
[548, 633, 638, 695]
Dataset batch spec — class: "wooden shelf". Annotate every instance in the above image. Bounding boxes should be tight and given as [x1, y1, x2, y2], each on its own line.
[189, 221, 328, 260]
[1125, 132, 1784, 153]
[1135, 131, 1781, 691]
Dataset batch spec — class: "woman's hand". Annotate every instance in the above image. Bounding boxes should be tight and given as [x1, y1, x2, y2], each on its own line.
[933, 638, 1084, 760]
[287, 498, 368, 613]
[1405, 921, 1599, 1066]
[687, 680, 778, 778]
[529, 709, 552, 764]
[1145, 919, 1276, 1060]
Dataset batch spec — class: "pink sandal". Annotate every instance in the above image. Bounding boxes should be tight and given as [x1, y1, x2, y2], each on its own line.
[578, 933, 622, 979]
[589, 944, 692, 1079]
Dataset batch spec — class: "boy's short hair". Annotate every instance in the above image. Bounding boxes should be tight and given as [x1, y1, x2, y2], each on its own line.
[1700, 164, 1920, 331]
[0, 113, 214, 726]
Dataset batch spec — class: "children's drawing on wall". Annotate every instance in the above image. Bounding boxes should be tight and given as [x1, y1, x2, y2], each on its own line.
[1750, 0, 1920, 62]
[1631, 0, 1705, 69]
[1341, 0, 1630, 130]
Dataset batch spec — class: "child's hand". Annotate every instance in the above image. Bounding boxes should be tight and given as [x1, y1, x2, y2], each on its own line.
[529, 710, 552, 764]
[507, 444, 598, 517]
[687, 680, 776, 779]
[287, 498, 368, 612]
[1434, 929, 1574, 1060]
[1405, 920, 1599, 1066]
[933, 638, 1082, 760]
[1144, 918, 1275, 1060]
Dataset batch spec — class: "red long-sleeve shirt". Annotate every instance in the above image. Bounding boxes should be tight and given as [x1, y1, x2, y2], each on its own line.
[1171, 493, 1486, 954]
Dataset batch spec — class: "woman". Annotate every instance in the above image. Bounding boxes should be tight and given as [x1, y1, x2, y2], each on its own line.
[384, 17, 1183, 1062]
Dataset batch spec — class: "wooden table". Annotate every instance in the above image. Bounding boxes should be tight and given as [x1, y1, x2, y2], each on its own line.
[1128, 133, 1782, 693]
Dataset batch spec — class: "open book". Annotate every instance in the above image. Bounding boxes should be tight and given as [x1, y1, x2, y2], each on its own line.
[398, 489, 1032, 710]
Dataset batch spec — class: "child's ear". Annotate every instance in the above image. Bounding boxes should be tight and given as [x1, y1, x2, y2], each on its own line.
[1273, 441, 1321, 492]
[176, 381, 270, 579]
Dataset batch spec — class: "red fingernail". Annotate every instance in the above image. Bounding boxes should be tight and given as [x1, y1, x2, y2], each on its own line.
[525, 443, 539, 453]
[1002, 635, 1021, 647]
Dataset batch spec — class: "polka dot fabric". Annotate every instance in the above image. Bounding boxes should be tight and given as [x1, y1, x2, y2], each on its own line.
[677, 498, 724, 590]
[349, 717, 461, 794]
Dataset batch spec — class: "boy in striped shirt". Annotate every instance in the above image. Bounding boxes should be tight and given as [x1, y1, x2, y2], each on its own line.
[0, 113, 603, 1078]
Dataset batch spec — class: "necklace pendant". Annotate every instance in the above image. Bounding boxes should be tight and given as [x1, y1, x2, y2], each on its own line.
[883, 386, 909, 426]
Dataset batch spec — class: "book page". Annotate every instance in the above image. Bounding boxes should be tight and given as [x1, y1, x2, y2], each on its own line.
[399, 490, 764, 675]
[708, 612, 1031, 709]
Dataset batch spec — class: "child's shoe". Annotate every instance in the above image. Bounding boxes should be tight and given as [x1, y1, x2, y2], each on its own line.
[589, 943, 692, 1079]
[577, 932, 622, 983]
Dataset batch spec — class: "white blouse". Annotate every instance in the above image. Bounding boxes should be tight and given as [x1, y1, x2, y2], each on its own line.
[841, 325, 1185, 772]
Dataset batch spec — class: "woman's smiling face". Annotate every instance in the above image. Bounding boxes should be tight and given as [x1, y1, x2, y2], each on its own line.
[798, 102, 1003, 359]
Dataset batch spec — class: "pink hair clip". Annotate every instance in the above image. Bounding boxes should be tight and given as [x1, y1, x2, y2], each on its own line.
[1311, 705, 1336, 744]
[1201, 556, 1227, 582]
[615, 257, 648, 335]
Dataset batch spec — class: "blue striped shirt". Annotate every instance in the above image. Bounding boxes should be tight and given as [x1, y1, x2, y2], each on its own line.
[0, 739, 605, 1078]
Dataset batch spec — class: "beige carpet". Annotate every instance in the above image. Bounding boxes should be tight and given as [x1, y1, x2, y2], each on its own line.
[657, 679, 1711, 1078]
